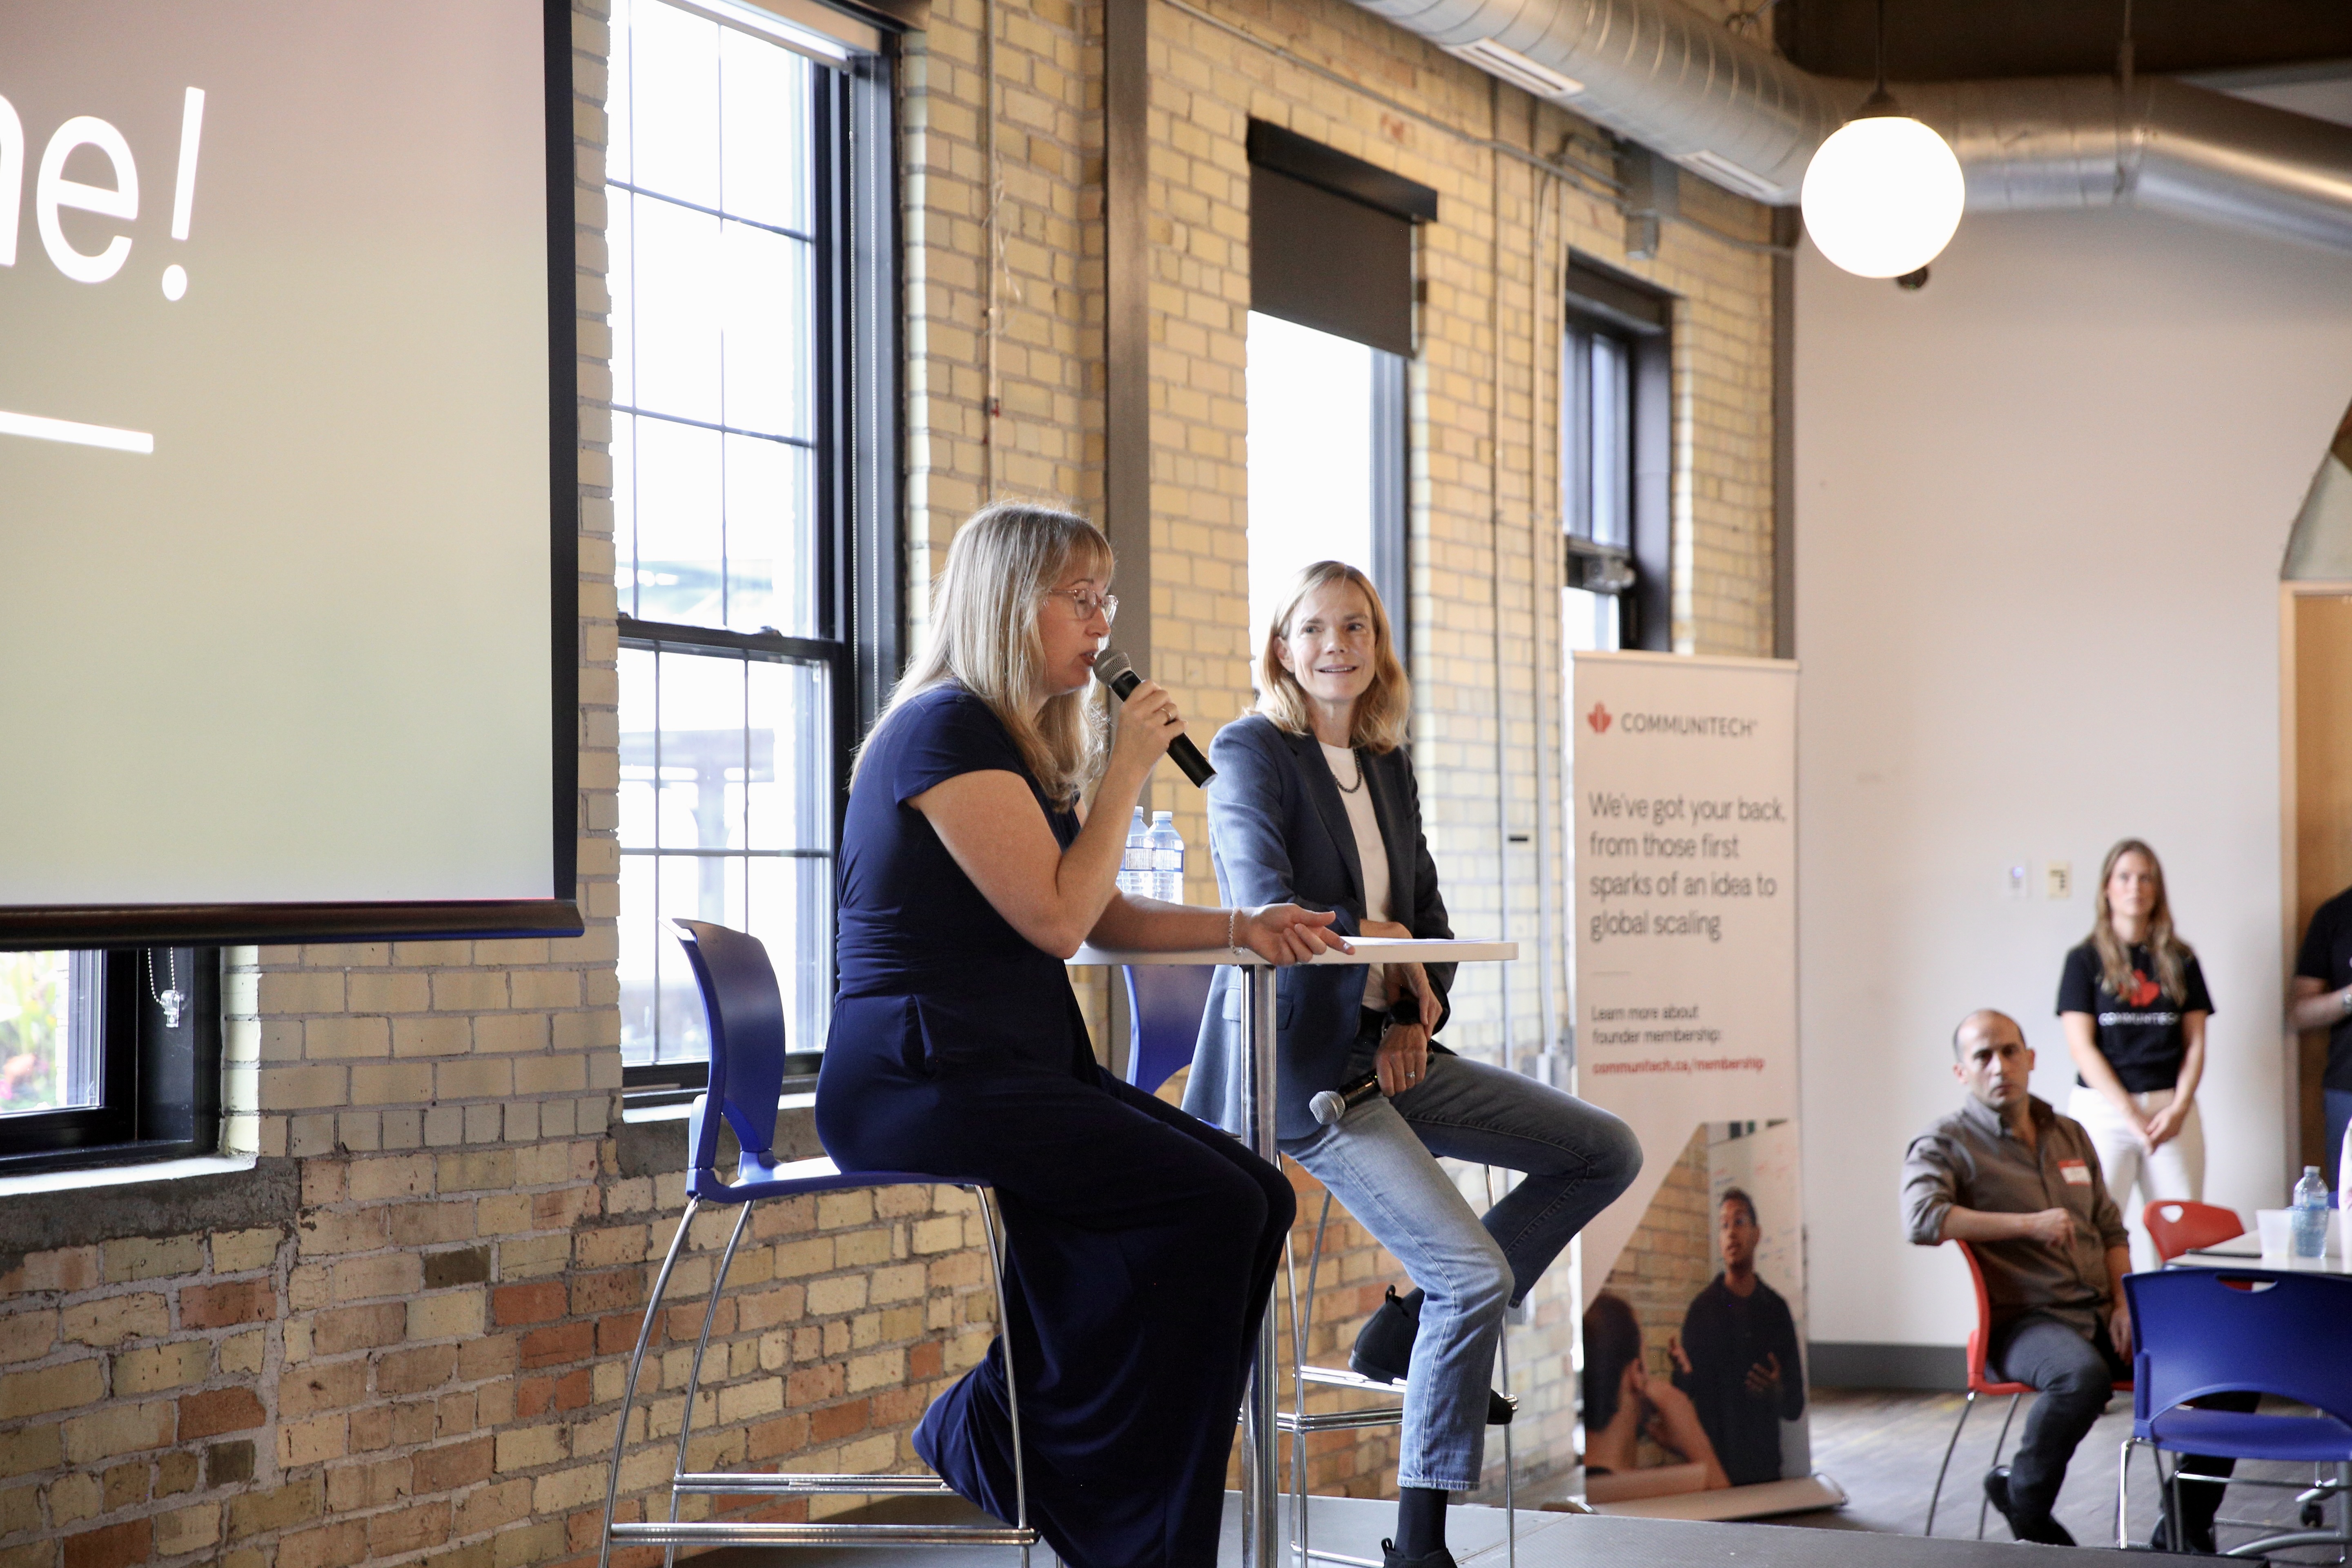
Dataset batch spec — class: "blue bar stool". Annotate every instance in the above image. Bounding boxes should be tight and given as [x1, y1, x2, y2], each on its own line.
[597, 919, 1036, 1567]
[1118, 964, 1516, 1568]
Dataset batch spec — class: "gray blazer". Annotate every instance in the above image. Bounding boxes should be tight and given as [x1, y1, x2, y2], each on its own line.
[1182, 714, 1455, 1140]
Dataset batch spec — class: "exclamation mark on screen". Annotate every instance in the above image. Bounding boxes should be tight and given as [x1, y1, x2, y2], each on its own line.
[160, 87, 204, 302]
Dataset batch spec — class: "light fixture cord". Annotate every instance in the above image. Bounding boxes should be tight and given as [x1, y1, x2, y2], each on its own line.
[1873, 0, 1886, 96]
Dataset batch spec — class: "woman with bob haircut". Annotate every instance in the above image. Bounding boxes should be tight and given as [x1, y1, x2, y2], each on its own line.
[1185, 560, 1641, 1568]
[815, 503, 1343, 1568]
[2056, 838, 2215, 1244]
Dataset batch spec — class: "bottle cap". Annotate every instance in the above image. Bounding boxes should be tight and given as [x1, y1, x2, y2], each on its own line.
[1152, 810, 1174, 823]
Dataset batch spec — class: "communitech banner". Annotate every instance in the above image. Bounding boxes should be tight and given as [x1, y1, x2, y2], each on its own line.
[1570, 651, 1819, 1515]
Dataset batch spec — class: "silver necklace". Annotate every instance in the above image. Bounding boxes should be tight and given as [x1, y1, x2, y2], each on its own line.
[147, 949, 186, 1029]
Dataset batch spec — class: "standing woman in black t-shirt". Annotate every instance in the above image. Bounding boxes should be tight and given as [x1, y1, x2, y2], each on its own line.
[2056, 839, 2214, 1245]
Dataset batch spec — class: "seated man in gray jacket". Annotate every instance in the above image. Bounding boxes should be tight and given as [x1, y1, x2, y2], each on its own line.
[1902, 1010, 2236, 1550]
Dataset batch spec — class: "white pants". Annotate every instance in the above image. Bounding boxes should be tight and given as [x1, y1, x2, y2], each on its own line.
[2068, 1084, 2203, 1270]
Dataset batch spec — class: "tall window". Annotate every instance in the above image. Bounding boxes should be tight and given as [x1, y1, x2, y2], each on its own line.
[1561, 259, 1672, 653]
[609, 0, 895, 1085]
[1243, 124, 1430, 663]
[1562, 321, 1632, 653]
[1245, 312, 1407, 655]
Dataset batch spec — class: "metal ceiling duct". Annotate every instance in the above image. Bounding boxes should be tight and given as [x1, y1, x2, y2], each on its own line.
[1348, 0, 2352, 251]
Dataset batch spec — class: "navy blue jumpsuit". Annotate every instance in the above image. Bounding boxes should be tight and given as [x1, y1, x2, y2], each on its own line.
[815, 684, 1293, 1568]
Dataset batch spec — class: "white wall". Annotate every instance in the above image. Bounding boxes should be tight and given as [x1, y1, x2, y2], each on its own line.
[1794, 206, 2352, 1347]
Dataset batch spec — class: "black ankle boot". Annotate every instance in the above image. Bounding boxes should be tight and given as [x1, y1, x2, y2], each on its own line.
[1350, 1287, 1420, 1383]
[1381, 1541, 1456, 1568]
[1349, 1286, 1517, 1425]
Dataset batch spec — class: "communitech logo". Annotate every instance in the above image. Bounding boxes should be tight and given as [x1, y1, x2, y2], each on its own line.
[1586, 702, 1612, 734]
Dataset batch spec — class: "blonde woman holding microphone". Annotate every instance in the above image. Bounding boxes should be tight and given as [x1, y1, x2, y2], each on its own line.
[816, 503, 1342, 1568]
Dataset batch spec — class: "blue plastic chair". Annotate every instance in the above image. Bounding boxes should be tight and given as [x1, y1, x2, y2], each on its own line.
[2118, 1267, 2352, 1554]
[1120, 963, 1215, 1093]
[1119, 960, 1515, 1568]
[597, 919, 1036, 1568]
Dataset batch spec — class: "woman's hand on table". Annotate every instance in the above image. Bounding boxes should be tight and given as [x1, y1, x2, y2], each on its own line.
[1236, 905, 1350, 966]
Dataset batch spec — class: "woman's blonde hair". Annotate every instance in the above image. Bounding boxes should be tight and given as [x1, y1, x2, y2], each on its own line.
[861, 502, 1111, 809]
[2088, 837, 2195, 1003]
[1255, 561, 1410, 753]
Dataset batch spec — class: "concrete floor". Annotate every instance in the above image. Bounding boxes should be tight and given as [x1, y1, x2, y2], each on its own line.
[686, 1386, 2345, 1567]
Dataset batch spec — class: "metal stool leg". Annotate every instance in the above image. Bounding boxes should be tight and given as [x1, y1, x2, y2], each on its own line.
[662, 1202, 754, 1568]
[599, 1194, 701, 1568]
[1284, 1228, 1306, 1566]
[1289, 1190, 1333, 1568]
[1978, 1392, 2022, 1541]
[2118, 1434, 2138, 1548]
[1924, 1388, 1977, 1536]
[973, 1186, 1031, 1568]
[1483, 1165, 1515, 1568]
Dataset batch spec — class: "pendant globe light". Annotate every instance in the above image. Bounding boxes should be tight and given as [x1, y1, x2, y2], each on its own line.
[1800, 0, 1964, 278]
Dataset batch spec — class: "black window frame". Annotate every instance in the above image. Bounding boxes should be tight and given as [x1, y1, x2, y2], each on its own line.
[0, 949, 224, 1175]
[613, 22, 901, 1096]
[1562, 256, 1673, 652]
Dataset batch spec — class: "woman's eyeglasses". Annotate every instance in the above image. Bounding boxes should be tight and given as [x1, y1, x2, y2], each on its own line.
[1047, 587, 1119, 624]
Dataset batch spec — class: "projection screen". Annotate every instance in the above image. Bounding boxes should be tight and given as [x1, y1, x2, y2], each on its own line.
[0, 0, 579, 946]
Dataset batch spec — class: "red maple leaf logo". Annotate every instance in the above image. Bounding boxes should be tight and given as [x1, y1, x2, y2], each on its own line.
[2127, 970, 2161, 1008]
[1587, 702, 1613, 734]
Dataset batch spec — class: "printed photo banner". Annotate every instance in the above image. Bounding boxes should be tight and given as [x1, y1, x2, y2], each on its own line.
[1570, 650, 1799, 1292]
[1567, 652, 1814, 1516]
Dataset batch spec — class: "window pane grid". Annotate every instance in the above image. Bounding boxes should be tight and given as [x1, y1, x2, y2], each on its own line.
[1564, 325, 1634, 549]
[618, 643, 833, 1070]
[611, 0, 841, 1075]
[611, 0, 821, 638]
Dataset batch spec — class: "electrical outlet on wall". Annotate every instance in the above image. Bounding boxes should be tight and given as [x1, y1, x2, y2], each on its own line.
[2045, 861, 2072, 900]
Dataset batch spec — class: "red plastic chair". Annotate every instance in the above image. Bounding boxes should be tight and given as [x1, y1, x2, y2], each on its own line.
[2143, 1200, 2245, 1263]
[1924, 1239, 2130, 1538]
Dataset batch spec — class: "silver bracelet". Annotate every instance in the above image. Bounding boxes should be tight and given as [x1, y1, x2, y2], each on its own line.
[1228, 906, 1246, 958]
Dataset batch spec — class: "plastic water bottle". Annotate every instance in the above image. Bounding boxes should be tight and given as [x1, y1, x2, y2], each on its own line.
[2292, 1164, 2330, 1262]
[1148, 811, 1185, 904]
[1118, 808, 1152, 898]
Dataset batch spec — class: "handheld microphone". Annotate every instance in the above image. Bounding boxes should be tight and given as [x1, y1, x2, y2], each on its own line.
[1094, 651, 1216, 787]
[1308, 1073, 1383, 1127]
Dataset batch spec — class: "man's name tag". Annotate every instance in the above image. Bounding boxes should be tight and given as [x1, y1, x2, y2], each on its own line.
[2059, 1158, 2091, 1186]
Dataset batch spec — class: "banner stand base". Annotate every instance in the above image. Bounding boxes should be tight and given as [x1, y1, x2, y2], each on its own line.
[1557, 1473, 1848, 1523]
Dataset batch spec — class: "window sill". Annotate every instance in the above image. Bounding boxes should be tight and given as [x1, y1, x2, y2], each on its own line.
[621, 1089, 816, 1126]
[0, 1149, 258, 1202]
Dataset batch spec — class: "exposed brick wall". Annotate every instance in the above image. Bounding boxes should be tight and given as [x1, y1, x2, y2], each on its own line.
[0, 0, 1782, 1557]
[0, 1165, 998, 1568]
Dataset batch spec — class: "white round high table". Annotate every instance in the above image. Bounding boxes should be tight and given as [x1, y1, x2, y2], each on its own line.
[1069, 936, 1517, 1568]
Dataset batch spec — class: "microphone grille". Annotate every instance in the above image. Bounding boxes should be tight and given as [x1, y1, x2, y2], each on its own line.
[1093, 650, 1134, 687]
[1308, 1089, 1346, 1126]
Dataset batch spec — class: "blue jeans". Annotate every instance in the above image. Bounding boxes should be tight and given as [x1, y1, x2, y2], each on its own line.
[1280, 1046, 1642, 1490]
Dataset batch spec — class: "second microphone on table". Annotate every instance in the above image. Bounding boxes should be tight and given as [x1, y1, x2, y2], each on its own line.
[1094, 651, 1216, 786]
